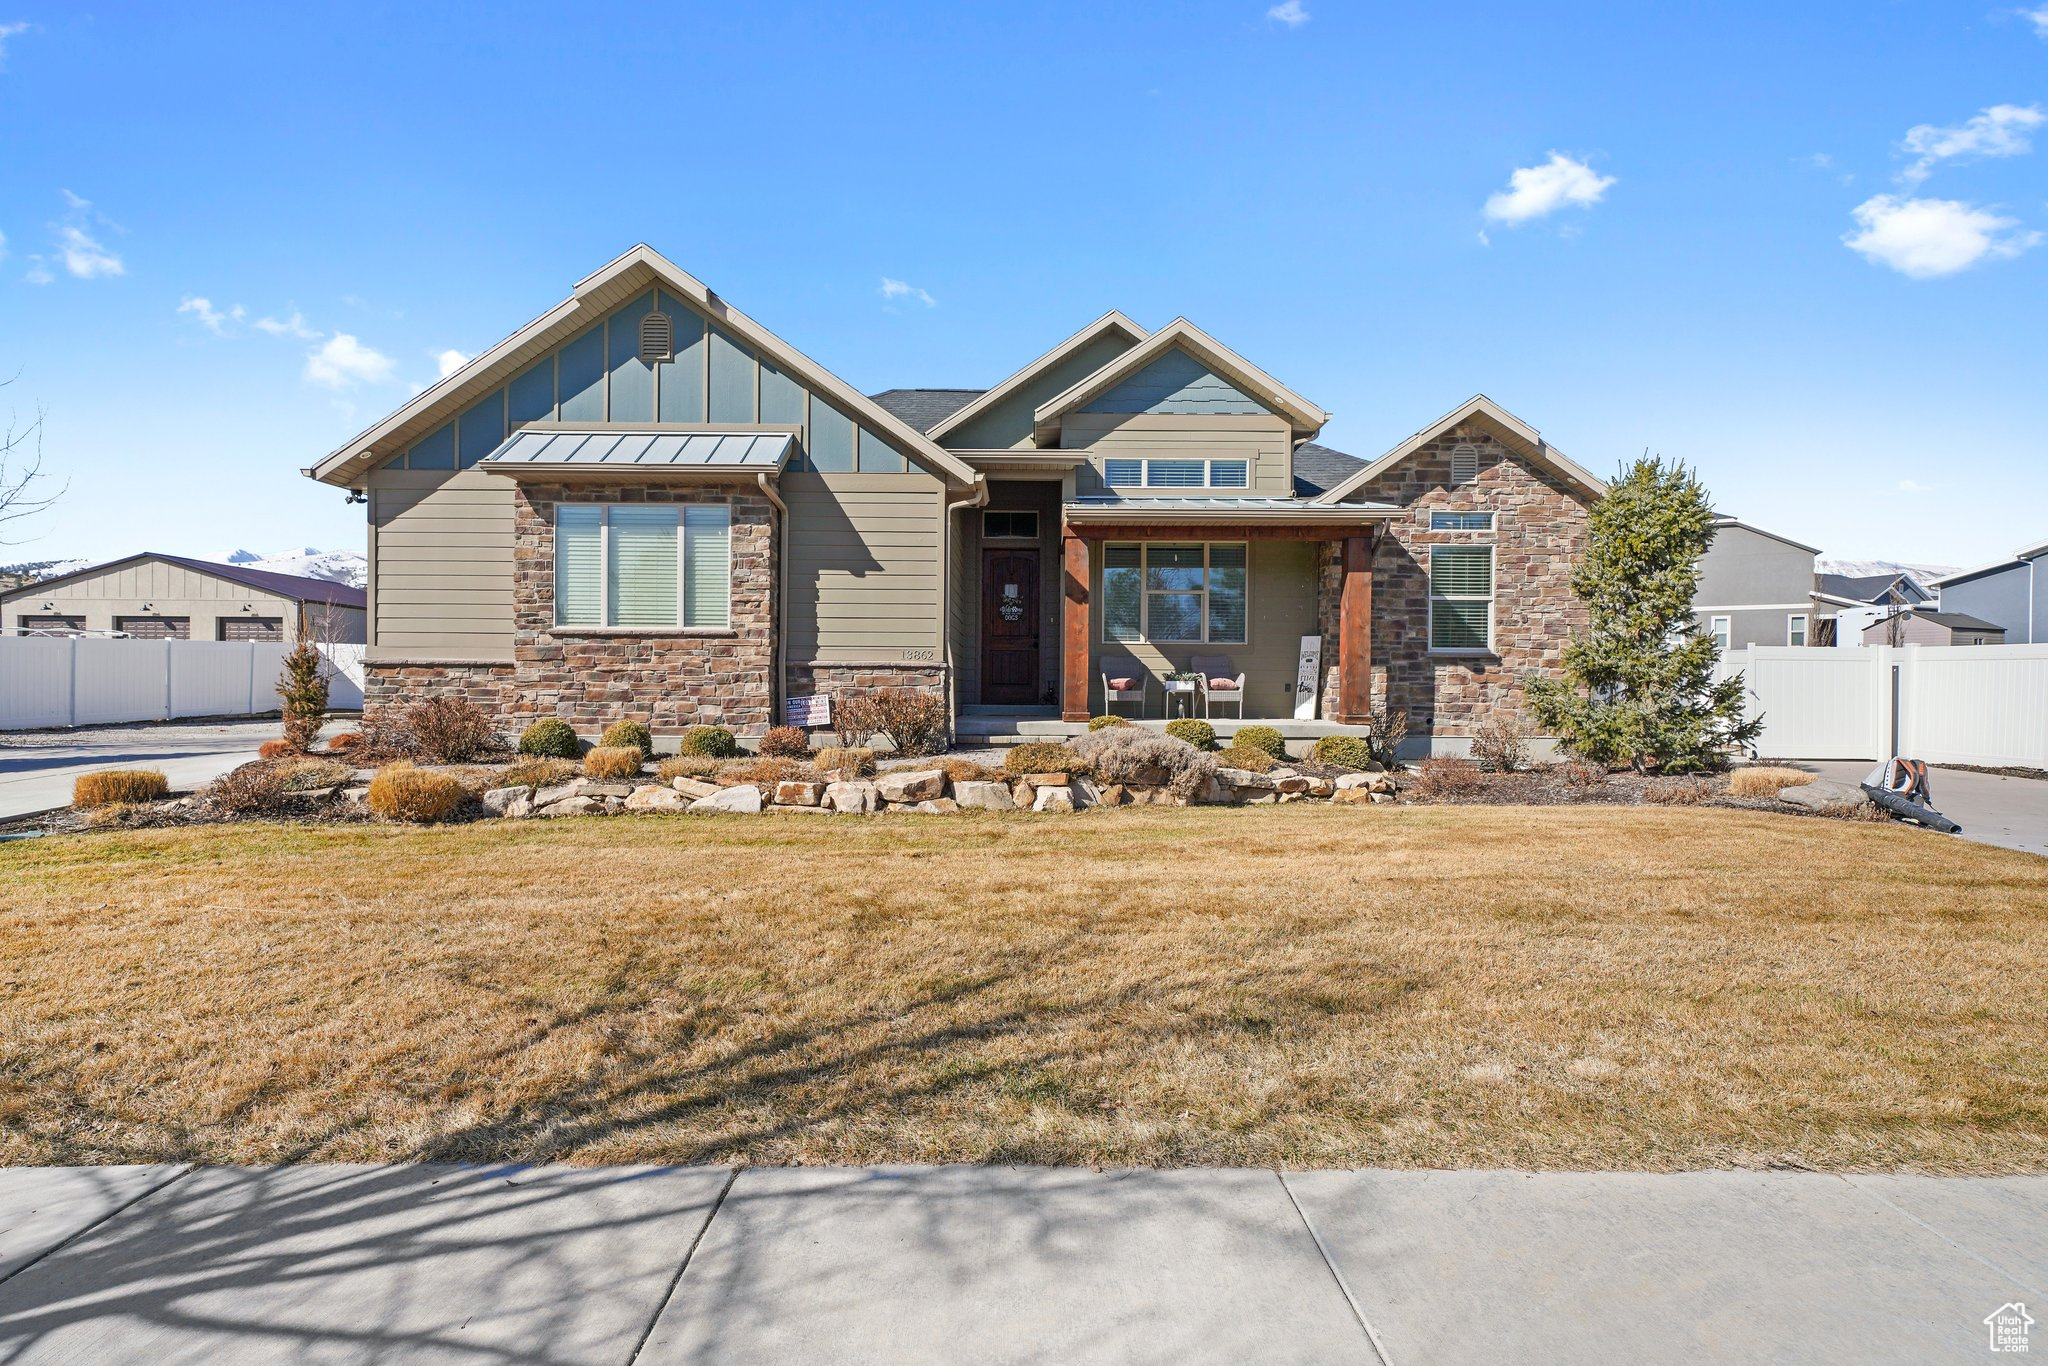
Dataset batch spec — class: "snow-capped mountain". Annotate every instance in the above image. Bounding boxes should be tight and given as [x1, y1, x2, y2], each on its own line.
[1816, 558, 1957, 587]
[208, 548, 368, 588]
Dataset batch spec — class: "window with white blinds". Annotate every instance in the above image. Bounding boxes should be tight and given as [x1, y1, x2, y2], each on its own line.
[1100, 543, 1248, 644]
[1429, 545, 1493, 652]
[1101, 458, 1251, 489]
[555, 502, 732, 628]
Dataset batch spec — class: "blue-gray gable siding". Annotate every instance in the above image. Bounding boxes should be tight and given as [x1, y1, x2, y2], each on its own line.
[1941, 558, 2045, 643]
[1079, 348, 1269, 416]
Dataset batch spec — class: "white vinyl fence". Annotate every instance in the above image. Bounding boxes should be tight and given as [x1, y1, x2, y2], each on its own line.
[1718, 644, 2048, 767]
[0, 638, 365, 730]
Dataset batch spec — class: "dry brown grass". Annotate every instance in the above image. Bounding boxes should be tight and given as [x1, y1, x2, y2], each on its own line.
[71, 770, 169, 808]
[581, 745, 644, 780]
[364, 763, 470, 823]
[1731, 766, 1819, 799]
[3, 807, 2045, 1173]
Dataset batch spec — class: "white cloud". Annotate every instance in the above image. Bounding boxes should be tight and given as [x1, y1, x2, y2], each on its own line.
[880, 277, 936, 307]
[177, 296, 245, 334]
[1483, 153, 1615, 225]
[1267, 0, 1309, 26]
[433, 348, 471, 379]
[1899, 104, 2044, 184]
[2025, 5, 2048, 38]
[1899, 478, 1932, 494]
[0, 20, 29, 67]
[0, 229, 7, 264]
[23, 261, 51, 285]
[1843, 194, 2042, 278]
[305, 333, 396, 389]
[56, 225, 121, 278]
[253, 310, 319, 339]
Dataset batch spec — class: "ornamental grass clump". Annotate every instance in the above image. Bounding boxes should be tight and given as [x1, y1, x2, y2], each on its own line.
[678, 726, 739, 759]
[582, 745, 645, 780]
[720, 755, 809, 786]
[1232, 725, 1286, 761]
[812, 746, 876, 778]
[759, 726, 811, 758]
[1087, 715, 1131, 731]
[1163, 718, 1216, 751]
[502, 757, 580, 789]
[518, 719, 581, 759]
[1730, 766, 1816, 799]
[1003, 741, 1084, 778]
[1070, 726, 1217, 800]
[598, 719, 653, 758]
[365, 762, 470, 824]
[1215, 745, 1277, 774]
[1311, 735, 1375, 771]
[73, 769, 169, 809]
[655, 754, 723, 783]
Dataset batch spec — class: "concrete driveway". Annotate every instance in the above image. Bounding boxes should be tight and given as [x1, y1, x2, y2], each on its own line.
[0, 719, 284, 820]
[1800, 760, 2048, 858]
[0, 1163, 2040, 1363]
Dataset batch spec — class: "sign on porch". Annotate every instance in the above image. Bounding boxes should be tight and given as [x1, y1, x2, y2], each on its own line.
[785, 694, 831, 728]
[1294, 635, 1321, 721]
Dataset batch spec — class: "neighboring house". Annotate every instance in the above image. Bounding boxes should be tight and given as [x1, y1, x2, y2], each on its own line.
[1693, 516, 1822, 650]
[1859, 609, 2006, 647]
[0, 552, 367, 642]
[1932, 539, 2047, 644]
[1813, 570, 1936, 648]
[305, 245, 1604, 752]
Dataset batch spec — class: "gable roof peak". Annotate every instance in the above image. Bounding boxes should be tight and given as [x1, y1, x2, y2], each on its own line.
[924, 310, 1150, 444]
[1311, 393, 1608, 505]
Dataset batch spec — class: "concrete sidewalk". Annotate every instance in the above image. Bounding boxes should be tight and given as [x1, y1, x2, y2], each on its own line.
[0, 1164, 2039, 1363]
[1801, 760, 2048, 858]
[0, 719, 287, 820]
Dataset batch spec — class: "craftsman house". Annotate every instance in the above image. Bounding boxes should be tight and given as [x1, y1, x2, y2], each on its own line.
[307, 246, 1602, 753]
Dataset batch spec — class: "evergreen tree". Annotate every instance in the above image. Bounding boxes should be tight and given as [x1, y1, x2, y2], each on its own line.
[277, 640, 330, 752]
[1526, 455, 1761, 772]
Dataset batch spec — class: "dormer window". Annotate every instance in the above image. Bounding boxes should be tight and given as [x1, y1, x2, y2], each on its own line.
[639, 311, 675, 364]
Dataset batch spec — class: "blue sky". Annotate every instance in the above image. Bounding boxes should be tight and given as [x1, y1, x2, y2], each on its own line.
[1, 1, 2044, 568]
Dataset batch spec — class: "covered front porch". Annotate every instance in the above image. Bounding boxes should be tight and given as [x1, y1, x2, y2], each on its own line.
[1051, 497, 1395, 729]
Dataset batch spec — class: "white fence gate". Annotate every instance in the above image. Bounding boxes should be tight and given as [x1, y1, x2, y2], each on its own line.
[0, 638, 365, 730]
[1719, 644, 2048, 767]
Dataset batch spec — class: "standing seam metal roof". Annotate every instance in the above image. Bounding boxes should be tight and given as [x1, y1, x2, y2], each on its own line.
[479, 430, 794, 468]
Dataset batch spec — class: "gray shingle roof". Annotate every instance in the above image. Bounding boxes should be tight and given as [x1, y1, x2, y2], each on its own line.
[1874, 609, 2006, 633]
[1818, 572, 1930, 604]
[1291, 441, 1365, 497]
[867, 389, 985, 433]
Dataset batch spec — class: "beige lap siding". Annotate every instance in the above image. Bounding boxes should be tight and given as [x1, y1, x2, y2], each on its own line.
[1317, 429, 1589, 740]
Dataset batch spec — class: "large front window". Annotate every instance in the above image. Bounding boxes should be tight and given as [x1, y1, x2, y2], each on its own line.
[1429, 545, 1493, 652]
[555, 502, 731, 628]
[1101, 542, 1247, 644]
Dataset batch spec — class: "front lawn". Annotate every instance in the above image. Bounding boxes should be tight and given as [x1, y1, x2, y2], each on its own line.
[3, 805, 2045, 1172]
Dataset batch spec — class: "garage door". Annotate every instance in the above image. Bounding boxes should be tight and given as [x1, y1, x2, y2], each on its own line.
[218, 617, 284, 641]
[114, 616, 191, 639]
[18, 615, 85, 635]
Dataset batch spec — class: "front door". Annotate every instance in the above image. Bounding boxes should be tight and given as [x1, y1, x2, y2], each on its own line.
[981, 547, 1041, 705]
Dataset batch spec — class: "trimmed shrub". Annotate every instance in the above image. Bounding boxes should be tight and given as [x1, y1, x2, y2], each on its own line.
[1003, 741, 1084, 778]
[1410, 756, 1482, 800]
[1729, 766, 1816, 799]
[1365, 698, 1409, 767]
[74, 769, 169, 808]
[1561, 760, 1609, 788]
[1087, 715, 1131, 731]
[812, 746, 876, 778]
[1072, 726, 1218, 799]
[833, 688, 950, 756]
[679, 725, 739, 759]
[656, 754, 724, 783]
[1215, 744, 1277, 774]
[1163, 717, 1216, 751]
[502, 756, 580, 789]
[582, 745, 645, 779]
[759, 725, 812, 758]
[1232, 725, 1286, 761]
[519, 719, 582, 759]
[720, 755, 808, 786]
[258, 738, 297, 761]
[1311, 735, 1375, 770]
[1471, 718, 1531, 773]
[406, 697, 506, 763]
[203, 761, 294, 815]
[366, 762, 470, 823]
[598, 719, 653, 758]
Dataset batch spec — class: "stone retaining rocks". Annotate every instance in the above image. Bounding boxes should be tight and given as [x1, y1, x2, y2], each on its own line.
[690, 785, 763, 815]
[482, 785, 532, 814]
[876, 769, 946, 803]
[670, 777, 721, 800]
[775, 780, 826, 807]
[953, 780, 1015, 811]
[1032, 785, 1075, 812]
[1779, 778, 1868, 812]
[624, 785, 688, 813]
[825, 780, 879, 813]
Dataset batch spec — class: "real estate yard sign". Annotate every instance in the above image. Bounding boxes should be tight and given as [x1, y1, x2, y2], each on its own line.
[785, 694, 831, 728]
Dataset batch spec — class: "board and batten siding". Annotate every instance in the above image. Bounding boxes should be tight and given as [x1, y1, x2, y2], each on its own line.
[1064, 413, 1294, 498]
[366, 465, 516, 661]
[940, 333, 1139, 451]
[0, 559, 364, 643]
[782, 470, 944, 663]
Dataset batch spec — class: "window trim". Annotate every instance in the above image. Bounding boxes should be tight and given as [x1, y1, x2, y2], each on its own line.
[1101, 457, 1252, 491]
[553, 500, 733, 632]
[1709, 615, 1732, 652]
[981, 509, 1041, 541]
[1099, 541, 1250, 645]
[1427, 544, 1494, 655]
[1429, 510, 1495, 531]
[1787, 613, 1808, 648]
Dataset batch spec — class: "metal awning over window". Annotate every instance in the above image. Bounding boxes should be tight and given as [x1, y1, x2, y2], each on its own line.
[478, 426, 795, 476]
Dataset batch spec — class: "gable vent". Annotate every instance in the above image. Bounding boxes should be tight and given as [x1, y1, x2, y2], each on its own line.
[1449, 444, 1481, 486]
[639, 311, 675, 364]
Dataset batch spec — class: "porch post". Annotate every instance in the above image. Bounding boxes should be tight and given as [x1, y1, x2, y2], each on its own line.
[1336, 530, 1375, 725]
[1061, 527, 1091, 722]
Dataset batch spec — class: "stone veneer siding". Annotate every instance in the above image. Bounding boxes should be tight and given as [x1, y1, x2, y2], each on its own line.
[784, 663, 948, 702]
[366, 480, 777, 739]
[1316, 428, 1590, 741]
